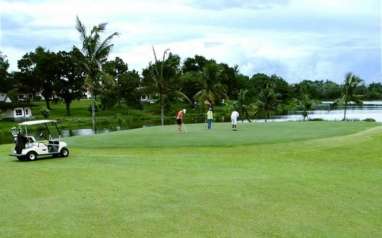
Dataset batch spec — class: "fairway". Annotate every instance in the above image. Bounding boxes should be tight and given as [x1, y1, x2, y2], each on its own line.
[0, 121, 381, 237]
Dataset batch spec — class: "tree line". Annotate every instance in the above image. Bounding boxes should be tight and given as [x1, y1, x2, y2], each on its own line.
[1, 18, 381, 126]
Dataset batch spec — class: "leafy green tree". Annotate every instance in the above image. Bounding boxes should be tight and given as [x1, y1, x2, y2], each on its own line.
[256, 80, 279, 122]
[367, 83, 382, 100]
[119, 70, 142, 108]
[74, 16, 119, 130]
[16, 47, 60, 108]
[99, 73, 119, 110]
[194, 62, 227, 106]
[55, 49, 86, 116]
[0, 53, 12, 93]
[322, 80, 342, 100]
[220, 63, 240, 99]
[182, 55, 208, 72]
[337, 73, 363, 121]
[103, 57, 129, 107]
[180, 71, 203, 101]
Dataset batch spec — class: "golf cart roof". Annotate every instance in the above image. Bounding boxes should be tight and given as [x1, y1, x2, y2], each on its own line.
[18, 120, 57, 126]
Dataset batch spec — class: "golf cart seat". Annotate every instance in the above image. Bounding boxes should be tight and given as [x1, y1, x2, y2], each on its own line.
[48, 139, 60, 145]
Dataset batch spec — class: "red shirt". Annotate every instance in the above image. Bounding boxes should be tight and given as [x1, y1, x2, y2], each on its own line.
[176, 111, 184, 120]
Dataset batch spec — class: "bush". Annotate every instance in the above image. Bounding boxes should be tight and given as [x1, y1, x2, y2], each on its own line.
[363, 118, 376, 122]
[308, 118, 324, 121]
[40, 108, 50, 119]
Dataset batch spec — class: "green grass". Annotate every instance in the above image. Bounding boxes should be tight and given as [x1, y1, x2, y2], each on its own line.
[0, 121, 381, 237]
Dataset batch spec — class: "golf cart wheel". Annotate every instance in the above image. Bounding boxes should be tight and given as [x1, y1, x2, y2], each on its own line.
[60, 148, 69, 158]
[26, 152, 37, 161]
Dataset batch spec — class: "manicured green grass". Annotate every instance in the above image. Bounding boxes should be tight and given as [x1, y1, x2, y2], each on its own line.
[0, 122, 381, 237]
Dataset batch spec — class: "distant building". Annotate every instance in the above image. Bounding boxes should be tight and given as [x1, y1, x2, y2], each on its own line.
[0, 93, 12, 103]
[140, 95, 157, 104]
[0, 93, 33, 120]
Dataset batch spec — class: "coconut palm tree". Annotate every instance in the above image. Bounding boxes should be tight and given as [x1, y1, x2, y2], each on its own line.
[193, 62, 227, 106]
[236, 89, 257, 122]
[338, 73, 363, 121]
[299, 93, 314, 121]
[74, 16, 118, 130]
[257, 80, 279, 122]
[146, 47, 190, 126]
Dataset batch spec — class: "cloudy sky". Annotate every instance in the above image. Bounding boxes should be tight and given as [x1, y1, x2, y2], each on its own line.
[0, 0, 381, 83]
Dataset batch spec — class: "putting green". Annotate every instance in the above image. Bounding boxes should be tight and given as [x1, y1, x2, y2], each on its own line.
[0, 121, 381, 238]
[67, 121, 378, 148]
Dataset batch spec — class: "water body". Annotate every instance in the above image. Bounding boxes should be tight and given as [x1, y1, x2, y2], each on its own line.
[1, 101, 381, 143]
[258, 101, 382, 123]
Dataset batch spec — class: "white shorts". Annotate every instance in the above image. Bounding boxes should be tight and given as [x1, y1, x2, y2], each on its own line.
[231, 118, 237, 125]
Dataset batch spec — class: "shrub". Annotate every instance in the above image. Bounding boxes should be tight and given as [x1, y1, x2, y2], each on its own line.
[308, 118, 324, 121]
[40, 108, 50, 119]
[363, 118, 376, 122]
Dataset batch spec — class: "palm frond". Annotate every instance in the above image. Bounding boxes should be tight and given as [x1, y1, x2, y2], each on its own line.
[95, 32, 119, 58]
[175, 91, 192, 104]
[75, 16, 87, 43]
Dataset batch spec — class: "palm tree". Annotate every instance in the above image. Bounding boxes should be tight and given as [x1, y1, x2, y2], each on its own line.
[298, 93, 314, 121]
[296, 85, 314, 121]
[236, 89, 257, 122]
[74, 16, 118, 130]
[338, 73, 363, 121]
[257, 80, 278, 122]
[193, 62, 227, 106]
[148, 47, 190, 126]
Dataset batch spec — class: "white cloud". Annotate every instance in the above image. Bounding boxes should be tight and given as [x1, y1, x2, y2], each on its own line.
[0, 0, 380, 83]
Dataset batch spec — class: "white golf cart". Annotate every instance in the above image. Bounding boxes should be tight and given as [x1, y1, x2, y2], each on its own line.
[9, 120, 69, 161]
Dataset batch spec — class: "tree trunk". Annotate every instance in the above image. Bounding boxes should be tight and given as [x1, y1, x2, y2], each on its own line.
[247, 113, 252, 123]
[92, 96, 96, 131]
[160, 94, 164, 126]
[265, 111, 270, 123]
[65, 101, 71, 116]
[45, 98, 51, 110]
[343, 101, 348, 121]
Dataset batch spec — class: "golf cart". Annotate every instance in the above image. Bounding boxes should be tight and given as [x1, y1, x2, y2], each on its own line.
[9, 120, 69, 161]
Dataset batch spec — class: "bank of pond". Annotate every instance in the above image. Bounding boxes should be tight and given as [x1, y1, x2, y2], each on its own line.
[0, 102, 381, 145]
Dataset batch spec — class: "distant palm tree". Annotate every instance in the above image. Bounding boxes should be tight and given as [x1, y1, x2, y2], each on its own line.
[257, 80, 278, 122]
[338, 73, 363, 121]
[236, 89, 257, 122]
[74, 16, 118, 130]
[299, 93, 314, 121]
[194, 62, 227, 106]
[149, 47, 190, 126]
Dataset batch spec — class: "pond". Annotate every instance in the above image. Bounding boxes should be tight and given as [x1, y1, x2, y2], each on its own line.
[257, 101, 382, 123]
[1, 101, 381, 144]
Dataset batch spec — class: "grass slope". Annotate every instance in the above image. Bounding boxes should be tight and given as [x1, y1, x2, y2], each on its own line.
[0, 122, 381, 238]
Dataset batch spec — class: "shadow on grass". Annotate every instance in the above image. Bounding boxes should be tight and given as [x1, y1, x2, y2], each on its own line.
[9, 156, 69, 163]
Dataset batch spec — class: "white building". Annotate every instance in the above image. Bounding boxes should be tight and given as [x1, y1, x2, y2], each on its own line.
[0, 93, 12, 103]
[0, 93, 33, 120]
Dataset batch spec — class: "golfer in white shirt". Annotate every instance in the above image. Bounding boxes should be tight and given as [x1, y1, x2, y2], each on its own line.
[231, 110, 239, 130]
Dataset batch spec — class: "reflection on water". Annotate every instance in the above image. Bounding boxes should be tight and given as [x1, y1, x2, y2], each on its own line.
[269, 110, 382, 123]
[260, 101, 382, 123]
[61, 127, 120, 137]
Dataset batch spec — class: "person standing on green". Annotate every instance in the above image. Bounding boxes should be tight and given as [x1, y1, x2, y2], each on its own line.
[207, 108, 213, 130]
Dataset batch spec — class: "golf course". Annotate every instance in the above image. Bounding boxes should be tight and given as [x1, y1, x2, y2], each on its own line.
[0, 121, 381, 237]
